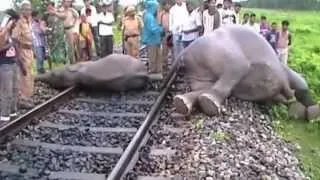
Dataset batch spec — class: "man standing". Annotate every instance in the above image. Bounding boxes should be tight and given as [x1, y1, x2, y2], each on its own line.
[81, 0, 99, 58]
[48, 0, 79, 64]
[32, 10, 47, 74]
[202, 0, 221, 35]
[221, 0, 236, 25]
[122, 6, 143, 58]
[158, 1, 170, 71]
[12, 0, 34, 104]
[98, 1, 114, 57]
[181, 1, 202, 48]
[233, 3, 241, 24]
[142, 0, 163, 75]
[169, 0, 188, 60]
[244, 13, 260, 33]
[277, 20, 292, 65]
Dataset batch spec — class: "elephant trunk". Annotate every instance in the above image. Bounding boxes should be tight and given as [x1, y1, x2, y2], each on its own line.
[286, 66, 316, 106]
[35, 72, 52, 82]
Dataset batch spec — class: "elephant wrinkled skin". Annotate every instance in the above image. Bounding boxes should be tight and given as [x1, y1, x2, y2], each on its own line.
[172, 25, 319, 120]
[36, 54, 149, 91]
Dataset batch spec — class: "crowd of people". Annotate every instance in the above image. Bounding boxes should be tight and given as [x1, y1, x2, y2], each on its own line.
[0, 0, 292, 122]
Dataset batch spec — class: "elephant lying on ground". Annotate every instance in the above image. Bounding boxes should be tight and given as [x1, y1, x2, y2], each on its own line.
[172, 25, 320, 120]
[36, 54, 149, 91]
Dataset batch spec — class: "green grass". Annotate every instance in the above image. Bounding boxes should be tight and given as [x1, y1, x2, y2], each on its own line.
[248, 9, 320, 179]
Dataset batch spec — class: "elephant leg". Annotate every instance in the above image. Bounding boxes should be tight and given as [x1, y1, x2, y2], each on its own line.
[198, 61, 250, 116]
[174, 90, 205, 115]
[174, 80, 213, 115]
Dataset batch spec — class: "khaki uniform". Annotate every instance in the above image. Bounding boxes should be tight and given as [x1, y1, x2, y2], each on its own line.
[122, 16, 143, 58]
[12, 16, 34, 99]
[58, 7, 79, 64]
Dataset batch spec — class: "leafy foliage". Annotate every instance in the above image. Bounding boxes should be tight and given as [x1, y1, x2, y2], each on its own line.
[249, 8, 320, 179]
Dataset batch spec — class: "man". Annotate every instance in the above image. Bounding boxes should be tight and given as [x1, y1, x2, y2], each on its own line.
[32, 10, 47, 74]
[98, 1, 114, 57]
[244, 13, 259, 33]
[266, 22, 279, 53]
[122, 6, 143, 58]
[181, 1, 202, 48]
[81, 0, 99, 57]
[48, 0, 79, 64]
[277, 20, 292, 65]
[202, 0, 221, 35]
[158, 1, 170, 71]
[142, 0, 163, 75]
[221, 0, 236, 25]
[169, 0, 188, 60]
[233, 3, 241, 24]
[12, 0, 34, 104]
[260, 15, 270, 38]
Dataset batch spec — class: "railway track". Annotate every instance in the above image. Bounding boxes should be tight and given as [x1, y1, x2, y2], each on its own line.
[0, 47, 181, 180]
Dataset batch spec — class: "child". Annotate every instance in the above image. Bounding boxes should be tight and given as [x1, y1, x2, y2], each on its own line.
[260, 16, 270, 38]
[122, 6, 143, 58]
[0, 20, 19, 121]
[242, 13, 249, 24]
[266, 22, 279, 53]
[277, 20, 292, 65]
[79, 13, 94, 61]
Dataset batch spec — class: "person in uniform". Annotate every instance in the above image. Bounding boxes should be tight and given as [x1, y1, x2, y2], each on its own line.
[122, 6, 143, 58]
[48, 0, 79, 64]
[12, 0, 34, 105]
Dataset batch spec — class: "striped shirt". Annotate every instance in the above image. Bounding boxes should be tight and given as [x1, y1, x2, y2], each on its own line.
[32, 21, 45, 47]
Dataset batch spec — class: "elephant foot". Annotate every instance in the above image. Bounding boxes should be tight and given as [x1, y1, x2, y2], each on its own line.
[173, 95, 192, 115]
[307, 104, 320, 121]
[198, 93, 220, 116]
[288, 101, 306, 120]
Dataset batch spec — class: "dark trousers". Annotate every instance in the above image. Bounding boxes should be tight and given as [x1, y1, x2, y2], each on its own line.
[92, 26, 100, 57]
[34, 46, 45, 73]
[100, 35, 113, 57]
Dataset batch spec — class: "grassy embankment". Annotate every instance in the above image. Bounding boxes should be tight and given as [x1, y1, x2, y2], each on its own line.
[246, 8, 320, 179]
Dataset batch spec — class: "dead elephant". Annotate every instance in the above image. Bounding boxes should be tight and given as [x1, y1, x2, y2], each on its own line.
[36, 54, 149, 91]
[172, 25, 320, 121]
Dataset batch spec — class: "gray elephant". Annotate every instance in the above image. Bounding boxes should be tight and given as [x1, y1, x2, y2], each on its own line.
[36, 54, 150, 91]
[172, 25, 319, 120]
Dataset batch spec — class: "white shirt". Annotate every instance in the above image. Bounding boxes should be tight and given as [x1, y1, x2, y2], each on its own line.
[81, 5, 98, 27]
[169, 3, 188, 33]
[244, 23, 260, 34]
[221, 8, 236, 25]
[202, 10, 222, 35]
[181, 10, 201, 42]
[98, 12, 114, 36]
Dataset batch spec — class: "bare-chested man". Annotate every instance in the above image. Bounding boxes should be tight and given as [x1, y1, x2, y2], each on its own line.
[48, 0, 79, 64]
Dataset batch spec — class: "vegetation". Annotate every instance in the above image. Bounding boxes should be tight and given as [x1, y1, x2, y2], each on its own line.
[242, 0, 320, 10]
[246, 8, 320, 179]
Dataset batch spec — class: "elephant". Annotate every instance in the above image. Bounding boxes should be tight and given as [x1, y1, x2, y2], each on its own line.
[35, 54, 150, 92]
[171, 24, 319, 120]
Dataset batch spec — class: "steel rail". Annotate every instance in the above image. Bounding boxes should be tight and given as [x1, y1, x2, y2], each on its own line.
[0, 87, 76, 142]
[107, 69, 178, 180]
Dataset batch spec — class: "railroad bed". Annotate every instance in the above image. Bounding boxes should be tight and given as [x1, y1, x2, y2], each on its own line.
[0, 79, 165, 179]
